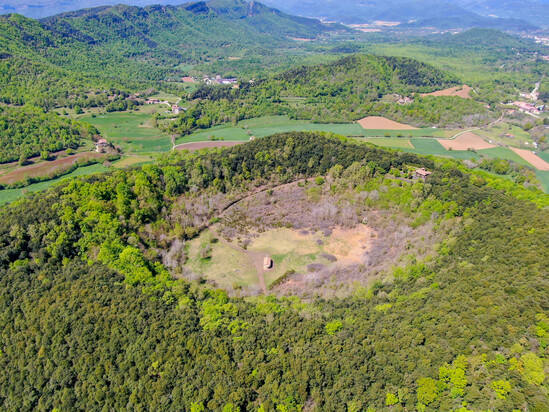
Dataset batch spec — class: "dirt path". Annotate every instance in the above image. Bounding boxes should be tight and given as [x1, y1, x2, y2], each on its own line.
[448, 111, 505, 140]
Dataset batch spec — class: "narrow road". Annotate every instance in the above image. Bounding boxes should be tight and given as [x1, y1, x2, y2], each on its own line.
[448, 111, 505, 140]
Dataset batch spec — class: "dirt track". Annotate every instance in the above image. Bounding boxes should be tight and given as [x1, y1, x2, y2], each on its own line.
[510, 148, 549, 171]
[174, 141, 245, 151]
[357, 116, 417, 130]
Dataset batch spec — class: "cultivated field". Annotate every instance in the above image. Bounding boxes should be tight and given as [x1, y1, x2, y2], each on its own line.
[510, 148, 549, 171]
[421, 85, 472, 98]
[175, 141, 245, 151]
[0, 163, 109, 205]
[0, 152, 106, 185]
[357, 116, 417, 130]
[82, 110, 172, 153]
[437, 132, 496, 151]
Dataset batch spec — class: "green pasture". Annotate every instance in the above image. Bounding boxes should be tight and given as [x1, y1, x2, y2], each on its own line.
[477, 123, 535, 148]
[536, 171, 549, 193]
[477, 147, 532, 167]
[358, 137, 413, 149]
[0, 163, 109, 206]
[82, 111, 172, 153]
[175, 115, 452, 146]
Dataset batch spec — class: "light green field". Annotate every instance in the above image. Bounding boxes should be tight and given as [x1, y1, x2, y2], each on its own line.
[477, 123, 535, 148]
[186, 230, 259, 289]
[408, 138, 480, 160]
[185, 227, 369, 289]
[359, 137, 413, 148]
[477, 147, 532, 167]
[82, 111, 172, 153]
[0, 163, 109, 206]
[175, 115, 447, 146]
[112, 155, 156, 169]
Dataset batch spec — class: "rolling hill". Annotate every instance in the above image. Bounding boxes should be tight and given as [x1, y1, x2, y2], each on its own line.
[0, 133, 547, 410]
[0, 0, 338, 107]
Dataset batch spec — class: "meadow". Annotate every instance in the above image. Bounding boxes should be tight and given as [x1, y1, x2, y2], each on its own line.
[175, 115, 449, 146]
[82, 109, 172, 153]
[0, 163, 109, 205]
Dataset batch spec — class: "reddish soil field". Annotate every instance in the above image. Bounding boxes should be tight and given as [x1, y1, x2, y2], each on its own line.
[422, 85, 472, 99]
[510, 148, 549, 171]
[0, 152, 105, 185]
[174, 141, 245, 151]
[437, 132, 496, 151]
[357, 116, 417, 130]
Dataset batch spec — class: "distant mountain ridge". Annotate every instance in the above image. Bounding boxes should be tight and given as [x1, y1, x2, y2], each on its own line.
[259, 0, 547, 30]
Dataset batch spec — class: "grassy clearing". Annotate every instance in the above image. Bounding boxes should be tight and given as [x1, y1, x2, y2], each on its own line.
[0, 163, 109, 206]
[477, 147, 532, 167]
[112, 155, 155, 169]
[407, 138, 479, 160]
[186, 230, 259, 289]
[176, 115, 449, 146]
[477, 123, 535, 148]
[538, 151, 549, 163]
[82, 111, 172, 153]
[359, 137, 413, 149]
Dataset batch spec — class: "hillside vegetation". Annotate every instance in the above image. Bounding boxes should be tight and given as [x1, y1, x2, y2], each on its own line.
[162, 54, 492, 135]
[0, 134, 547, 410]
[0, 0, 337, 108]
[0, 106, 98, 163]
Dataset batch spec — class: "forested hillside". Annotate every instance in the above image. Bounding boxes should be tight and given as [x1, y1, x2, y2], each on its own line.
[0, 0, 337, 108]
[0, 134, 547, 410]
[162, 54, 491, 134]
[0, 106, 98, 163]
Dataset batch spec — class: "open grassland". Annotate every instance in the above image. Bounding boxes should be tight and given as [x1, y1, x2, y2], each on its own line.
[185, 226, 374, 291]
[477, 147, 532, 167]
[175, 116, 449, 146]
[0, 163, 109, 206]
[408, 138, 480, 160]
[358, 137, 413, 148]
[477, 122, 536, 148]
[111, 155, 155, 169]
[82, 110, 172, 153]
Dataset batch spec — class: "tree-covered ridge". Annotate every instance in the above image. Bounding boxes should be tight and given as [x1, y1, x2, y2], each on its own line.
[0, 133, 547, 410]
[0, 106, 98, 163]
[161, 54, 490, 135]
[0, 1, 338, 108]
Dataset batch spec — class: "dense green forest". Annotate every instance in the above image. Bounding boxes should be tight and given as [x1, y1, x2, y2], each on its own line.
[0, 106, 98, 163]
[0, 133, 547, 410]
[161, 54, 492, 135]
[0, 1, 338, 109]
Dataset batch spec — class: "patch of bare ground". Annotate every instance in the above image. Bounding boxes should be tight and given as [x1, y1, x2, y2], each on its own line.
[421, 85, 472, 99]
[438, 132, 496, 151]
[510, 148, 549, 171]
[357, 116, 417, 130]
[174, 141, 244, 151]
[216, 180, 448, 298]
